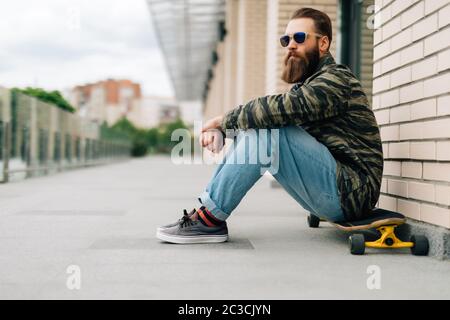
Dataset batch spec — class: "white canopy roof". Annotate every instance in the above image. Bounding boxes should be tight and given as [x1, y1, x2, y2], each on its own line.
[147, 0, 226, 101]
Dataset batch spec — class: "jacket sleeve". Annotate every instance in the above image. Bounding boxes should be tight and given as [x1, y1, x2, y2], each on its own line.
[220, 70, 351, 130]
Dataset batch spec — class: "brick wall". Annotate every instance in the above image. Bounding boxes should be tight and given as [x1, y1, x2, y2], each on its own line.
[204, 42, 226, 120]
[235, 0, 268, 104]
[204, 0, 267, 118]
[361, 0, 375, 103]
[222, 0, 239, 114]
[373, 0, 450, 228]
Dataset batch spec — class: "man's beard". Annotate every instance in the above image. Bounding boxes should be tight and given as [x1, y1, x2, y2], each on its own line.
[281, 45, 320, 84]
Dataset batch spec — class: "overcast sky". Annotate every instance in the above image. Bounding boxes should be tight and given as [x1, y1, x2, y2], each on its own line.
[0, 0, 174, 97]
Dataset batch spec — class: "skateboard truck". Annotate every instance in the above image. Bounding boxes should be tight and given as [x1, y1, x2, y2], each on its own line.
[307, 210, 429, 256]
[348, 225, 428, 256]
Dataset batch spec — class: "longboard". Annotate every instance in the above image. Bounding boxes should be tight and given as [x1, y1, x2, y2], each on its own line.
[331, 209, 406, 231]
[307, 208, 429, 256]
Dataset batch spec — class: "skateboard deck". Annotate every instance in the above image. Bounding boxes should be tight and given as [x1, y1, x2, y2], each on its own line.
[330, 208, 406, 231]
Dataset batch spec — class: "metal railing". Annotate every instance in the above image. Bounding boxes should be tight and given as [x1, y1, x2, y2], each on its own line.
[0, 87, 132, 183]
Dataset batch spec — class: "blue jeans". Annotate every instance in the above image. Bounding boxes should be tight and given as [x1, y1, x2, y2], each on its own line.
[199, 126, 346, 223]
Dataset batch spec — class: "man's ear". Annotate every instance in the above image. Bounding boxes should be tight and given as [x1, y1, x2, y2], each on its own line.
[319, 36, 330, 53]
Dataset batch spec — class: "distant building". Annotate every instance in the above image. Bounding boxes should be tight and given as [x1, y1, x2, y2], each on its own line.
[69, 79, 141, 126]
[126, 96, 181, 129]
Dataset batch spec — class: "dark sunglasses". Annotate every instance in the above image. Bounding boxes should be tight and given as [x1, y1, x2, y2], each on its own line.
[279, 32, 323, 47]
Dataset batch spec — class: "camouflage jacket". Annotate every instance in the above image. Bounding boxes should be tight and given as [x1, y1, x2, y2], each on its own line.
[221, 52, 383, 221]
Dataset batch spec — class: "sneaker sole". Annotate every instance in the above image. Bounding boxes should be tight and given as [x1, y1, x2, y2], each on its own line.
[156, 230, 228, 244]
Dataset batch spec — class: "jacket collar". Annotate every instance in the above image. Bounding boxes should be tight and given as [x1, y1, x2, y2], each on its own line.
[314, 51, 336, 73]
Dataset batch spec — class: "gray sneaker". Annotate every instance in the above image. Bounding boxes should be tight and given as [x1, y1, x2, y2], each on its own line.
[156, 209, 228, 244]
[157, 209, 196, 232]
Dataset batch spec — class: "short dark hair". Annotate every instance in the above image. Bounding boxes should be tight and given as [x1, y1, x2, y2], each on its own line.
[291, 7, 332, 51]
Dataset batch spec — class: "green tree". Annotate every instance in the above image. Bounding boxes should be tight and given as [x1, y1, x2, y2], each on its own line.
[109, 118, 149, 157]
[156, 119, 188, 153]
[12, 87, 76, 113]
[101, 117, 190, 157]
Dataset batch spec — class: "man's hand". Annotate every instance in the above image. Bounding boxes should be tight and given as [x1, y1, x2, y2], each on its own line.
[199, 115, 225, 153]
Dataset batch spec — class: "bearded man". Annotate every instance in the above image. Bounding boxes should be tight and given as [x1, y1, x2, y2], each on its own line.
[157, 7, 383, 244]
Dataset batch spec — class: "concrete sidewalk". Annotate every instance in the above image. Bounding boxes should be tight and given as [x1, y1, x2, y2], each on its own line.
[0, 155, 449, 299]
